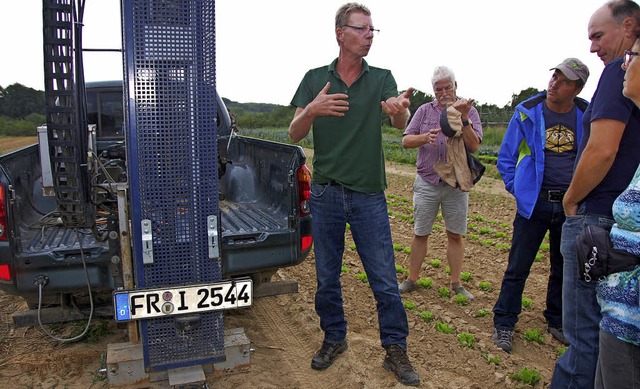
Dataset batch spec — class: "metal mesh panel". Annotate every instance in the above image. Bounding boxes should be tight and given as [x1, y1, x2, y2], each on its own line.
[122, 0, 223, 369]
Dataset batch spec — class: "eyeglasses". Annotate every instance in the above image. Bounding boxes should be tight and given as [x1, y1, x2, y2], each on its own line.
[342, 24, 380, 36]
[434, 84, 454, 93]
[624, 50, 640, 67]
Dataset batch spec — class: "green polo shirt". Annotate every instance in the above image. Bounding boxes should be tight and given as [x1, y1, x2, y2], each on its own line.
[290, 59, 398, 193]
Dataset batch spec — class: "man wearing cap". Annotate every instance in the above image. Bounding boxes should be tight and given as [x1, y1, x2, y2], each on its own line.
[492, 58, 590, 354]
[398, 66, 482, 299]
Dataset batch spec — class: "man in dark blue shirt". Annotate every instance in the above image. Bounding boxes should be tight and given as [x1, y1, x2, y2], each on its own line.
[551, 1, 640, 388]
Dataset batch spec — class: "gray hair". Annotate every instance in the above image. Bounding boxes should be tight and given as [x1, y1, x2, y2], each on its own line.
[335, 3, 371, 29]
[432, 66, 456, 87]
[607, 0, 640, 24]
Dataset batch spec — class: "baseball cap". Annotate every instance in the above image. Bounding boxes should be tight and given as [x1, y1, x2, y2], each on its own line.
[550, 58, 590, 84]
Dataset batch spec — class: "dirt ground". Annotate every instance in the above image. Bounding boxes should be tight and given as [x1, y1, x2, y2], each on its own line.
[0, 153, 564, 388]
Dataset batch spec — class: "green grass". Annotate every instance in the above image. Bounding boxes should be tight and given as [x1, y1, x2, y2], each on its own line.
[239, 125, 504, 167]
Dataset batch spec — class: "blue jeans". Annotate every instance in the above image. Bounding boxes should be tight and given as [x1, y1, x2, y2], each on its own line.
[310, 183, 408, 348]
[493, 194, 565, 330]
[551, 211, 614, 389]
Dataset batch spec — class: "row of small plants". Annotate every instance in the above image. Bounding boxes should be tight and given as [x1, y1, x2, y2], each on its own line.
[350, 191, 556, 386]
[343, 257, 552, 387]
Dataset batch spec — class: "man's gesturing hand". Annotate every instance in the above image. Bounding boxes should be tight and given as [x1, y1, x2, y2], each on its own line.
[309, 82, 349, 117]
[381, 87, 414, 116]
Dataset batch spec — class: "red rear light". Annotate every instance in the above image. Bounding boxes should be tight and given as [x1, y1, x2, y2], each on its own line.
[297, 165, 313, 251]
[301, 235, 313, 251]
[0, 184, 7, 241]
[297, 165, 311, 217]
[0, 264, 10, 281]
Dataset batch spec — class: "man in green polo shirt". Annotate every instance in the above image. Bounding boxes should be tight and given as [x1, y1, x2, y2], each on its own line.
[288, 2, 419, 387]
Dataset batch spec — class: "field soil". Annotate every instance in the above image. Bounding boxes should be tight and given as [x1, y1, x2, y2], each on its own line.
[0, 146, 563, 388]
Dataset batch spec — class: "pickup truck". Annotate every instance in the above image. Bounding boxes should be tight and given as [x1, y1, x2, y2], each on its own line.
[0, 80, 312, 315]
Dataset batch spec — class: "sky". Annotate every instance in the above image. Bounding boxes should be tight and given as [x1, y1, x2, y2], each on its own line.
[2, 0, 613, 108]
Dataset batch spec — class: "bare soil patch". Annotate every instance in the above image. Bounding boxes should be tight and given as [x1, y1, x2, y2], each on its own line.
[0, 136, 38, 155]
[0, 147, 562, 388]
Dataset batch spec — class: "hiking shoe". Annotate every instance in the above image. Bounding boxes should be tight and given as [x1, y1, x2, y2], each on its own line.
[492, 328, 514, 353]
[311, 341, 348, 371]
[547, 326, 569, 346]
[382, 344, 420, 386]
[452, 285, 475, 301]
[399, 280, 418, 293]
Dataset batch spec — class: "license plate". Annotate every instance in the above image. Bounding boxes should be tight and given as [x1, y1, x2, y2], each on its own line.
[113, 278, 252, 322]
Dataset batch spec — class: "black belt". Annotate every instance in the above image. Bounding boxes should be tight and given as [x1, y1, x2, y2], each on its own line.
[540, 189, 565, 202]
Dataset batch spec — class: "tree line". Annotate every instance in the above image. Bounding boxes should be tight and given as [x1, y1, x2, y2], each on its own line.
[0, 82, 542, 137]
[226, 87, 542, 129]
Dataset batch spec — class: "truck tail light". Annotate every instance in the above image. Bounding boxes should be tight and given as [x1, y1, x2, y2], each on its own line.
[0, 184, 7, 241]
[297, 165, 313, 251]
[0, 264, 10, 282]
[297, 165, 311, 217]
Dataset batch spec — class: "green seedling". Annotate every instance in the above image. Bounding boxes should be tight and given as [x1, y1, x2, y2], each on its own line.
[454, 293, 469, 306]
[472, 215, 487, 222]
[395, 264, 406, 274]
[403, 247, 411, 254]
[419, 310, 434, 322]
[355, 272, 368, 283]
[341, 263, 350, 273]
[404, 300, 418, 311]
[480, 239, 495, 246]
[496, 243, 510, 251]
[524, 328, 545, 343]
[445, 265, 451, 275]
[435, 321, 453, 334]
[460, 271, 472, 281]
[416, 277, 432, 289]
[457, 332, 475, 348]
[393, 243, 404, 252]
[430, 258, 442, 268]
[478, 227, 493, 235]
[468, 233, 480, 240]
[509, 368, 541, 386]
[478, 281, 492, 291]
[534, 253, 543, 262]
[348, 243, 356, 250]
[500, 222, 510, 228]
[433, 225, 444, 231]
[475, 309, 490, 318]
[522, 297, 533, 309]
[539, 243, 550, 251]
[482, 352, 500, 365]
[557, 346, 568, 357]
[494, 231, 507, 239]
[438, 287, 451, 299]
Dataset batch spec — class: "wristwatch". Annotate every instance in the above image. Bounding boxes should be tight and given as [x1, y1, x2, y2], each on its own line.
[462, 119, 470, 127]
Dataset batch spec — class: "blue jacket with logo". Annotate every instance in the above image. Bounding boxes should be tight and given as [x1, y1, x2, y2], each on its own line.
[497, 92, 588, 219]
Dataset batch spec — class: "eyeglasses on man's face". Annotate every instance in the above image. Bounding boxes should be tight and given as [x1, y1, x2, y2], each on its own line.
[624, 50, 640, 68]
[434, 84, 454, 94]
[342, 24, 380, 36]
